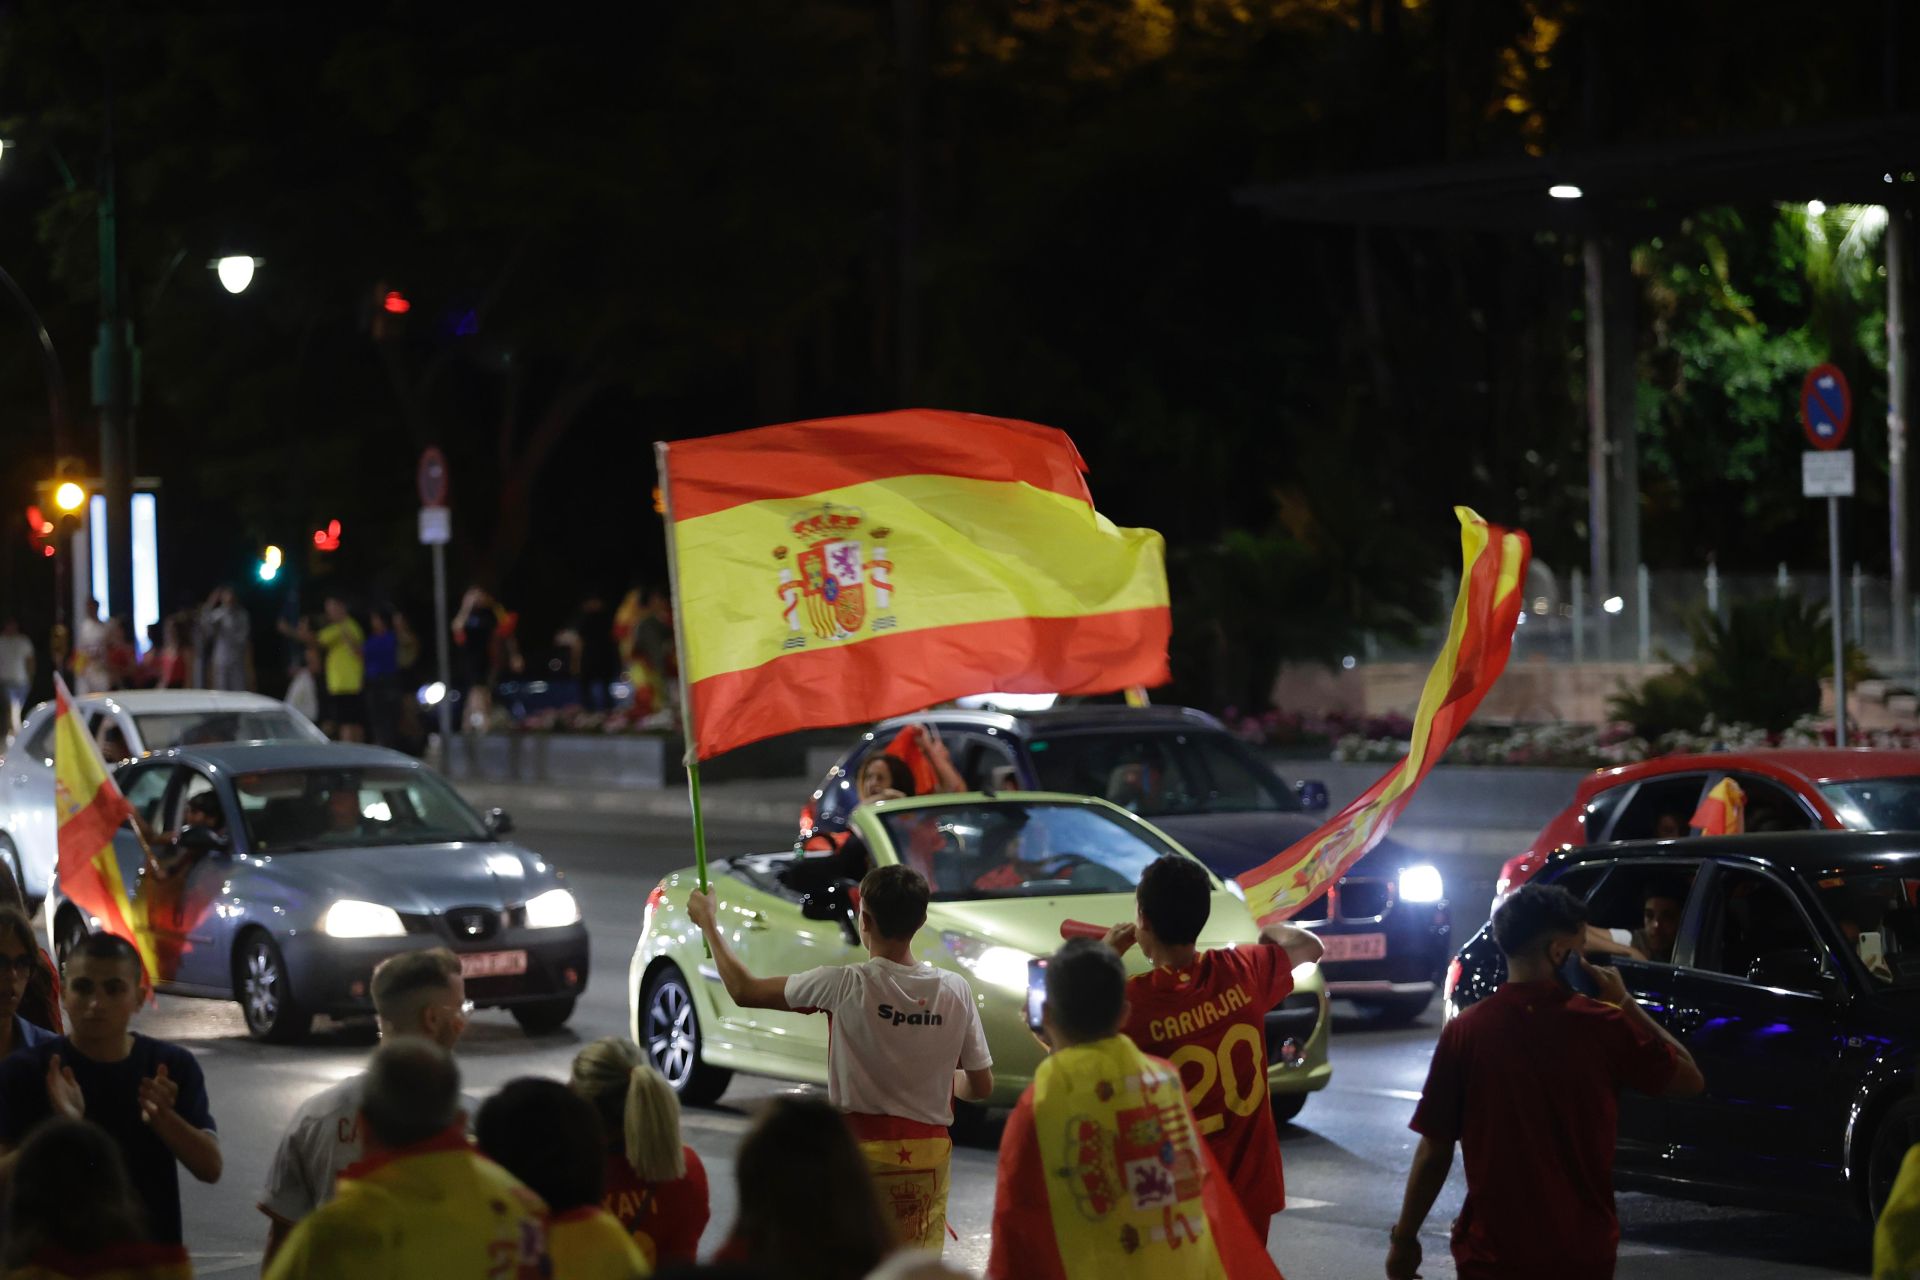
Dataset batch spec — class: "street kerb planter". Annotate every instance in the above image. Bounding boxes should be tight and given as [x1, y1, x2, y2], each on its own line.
[439, 726, 842, 789]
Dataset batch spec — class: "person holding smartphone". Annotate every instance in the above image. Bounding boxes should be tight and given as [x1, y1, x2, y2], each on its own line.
[1386, 883, 1705, 1280]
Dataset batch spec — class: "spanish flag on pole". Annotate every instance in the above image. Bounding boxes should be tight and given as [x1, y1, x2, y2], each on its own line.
[1237, 508, 1529, 927]
[52, 676, 160, 983]
[656, 410, 1170, 760]
[1690, 777, 1745, 836]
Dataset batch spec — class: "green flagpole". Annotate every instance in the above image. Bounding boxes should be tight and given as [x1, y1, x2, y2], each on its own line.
[654, 443, 711, 956]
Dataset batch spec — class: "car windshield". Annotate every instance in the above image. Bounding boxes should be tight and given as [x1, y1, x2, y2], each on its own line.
[1814, 869, 1920, 987]
[1023, 729, 1297, 817]
[134, 709, 323, 751]
[1817, 778, 1920, 831]
[875, 800, 1190, 901]
[234, 766, 488, 853]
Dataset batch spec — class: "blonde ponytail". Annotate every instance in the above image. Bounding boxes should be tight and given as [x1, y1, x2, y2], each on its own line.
[569, 1037, 685, 1182]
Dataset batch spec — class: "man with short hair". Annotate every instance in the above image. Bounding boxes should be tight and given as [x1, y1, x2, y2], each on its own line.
[0, 931, 221, 1245]
[258, 947, 471, 1264]
[1104, 853, 1324, 1243]
[264, 1039, 549, 1280]
[688, 863, 992, 1251]
[987, 939, 1279, 1280]
[1584, 878, 1688, 965]
[1387, 883, 1708, 1280]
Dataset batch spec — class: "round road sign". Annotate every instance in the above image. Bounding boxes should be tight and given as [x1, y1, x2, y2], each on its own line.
[417, 446, 450, 507]
[1801, 364, 1853, 450]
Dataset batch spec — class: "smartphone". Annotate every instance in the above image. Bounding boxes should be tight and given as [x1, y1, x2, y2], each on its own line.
[1025, 957, 1048, 1032]
[1558, 949, 1608, 997]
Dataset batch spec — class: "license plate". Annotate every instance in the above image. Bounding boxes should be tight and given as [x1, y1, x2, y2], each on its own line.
[1320, 933, 1387, 963]
[460, 949, 528, 978]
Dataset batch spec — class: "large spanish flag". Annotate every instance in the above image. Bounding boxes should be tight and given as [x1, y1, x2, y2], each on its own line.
[657, 410, 1169, 759]
[986, 1033, 1282, 1280]
[52, 676, 160, 983]
[1237, 508, 1529, 927]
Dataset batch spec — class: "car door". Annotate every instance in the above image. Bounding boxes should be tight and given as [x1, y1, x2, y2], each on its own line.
[701, 859, 856, 1065]
[1, 707, 57, 898]
[1559, 856, 1701, 1170]
[156, 769, 235, 991]
[1662, 861, 1854, 1199]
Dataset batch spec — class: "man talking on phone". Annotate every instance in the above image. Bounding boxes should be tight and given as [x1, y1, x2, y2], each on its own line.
[1386, 883, 1705, 1280]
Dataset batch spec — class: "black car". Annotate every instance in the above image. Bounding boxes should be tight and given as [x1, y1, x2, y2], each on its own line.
[1446, 830, 1920, 1220]
[804, 704, 1452, 1023]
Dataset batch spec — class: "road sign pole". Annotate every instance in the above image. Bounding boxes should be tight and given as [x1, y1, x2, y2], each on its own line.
[1831, 494, 1847, 748]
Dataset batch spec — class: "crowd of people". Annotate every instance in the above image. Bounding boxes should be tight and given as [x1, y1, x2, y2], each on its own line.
[1, 583, 681, 745]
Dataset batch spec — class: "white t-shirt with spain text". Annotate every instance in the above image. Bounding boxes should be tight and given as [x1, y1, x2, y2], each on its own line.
[258, 1072, 478, 1226]
[785, 956, 991, 1127]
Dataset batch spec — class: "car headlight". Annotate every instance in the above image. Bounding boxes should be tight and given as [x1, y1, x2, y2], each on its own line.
[525, 888, 581, 929]
[1398, 864, 1445, 904]
[320, 900, 405, 939]
[942, 933, 1034, 991]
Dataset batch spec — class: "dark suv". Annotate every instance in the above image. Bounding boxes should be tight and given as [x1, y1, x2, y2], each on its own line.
[1448, 831, 1920, 1220]
[804, 705, 1452, 1023]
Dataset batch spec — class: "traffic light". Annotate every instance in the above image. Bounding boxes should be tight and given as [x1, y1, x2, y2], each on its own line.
[258, 545, 283, 583]
[312, 519, 341, 552]
[23, 505, 52, 558]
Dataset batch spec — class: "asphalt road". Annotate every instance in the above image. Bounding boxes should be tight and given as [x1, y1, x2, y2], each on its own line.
[122, 806, 1872, 1279]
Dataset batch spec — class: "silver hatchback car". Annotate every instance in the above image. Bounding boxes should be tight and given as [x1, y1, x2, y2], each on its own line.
[48, 741, 590, 1042]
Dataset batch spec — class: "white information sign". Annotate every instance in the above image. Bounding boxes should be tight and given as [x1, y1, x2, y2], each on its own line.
[418, 505, 451, 545]
[1802, 449, 1855, 498]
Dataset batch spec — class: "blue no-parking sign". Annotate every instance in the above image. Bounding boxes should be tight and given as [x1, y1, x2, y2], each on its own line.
[1801, 363, 1853, 450]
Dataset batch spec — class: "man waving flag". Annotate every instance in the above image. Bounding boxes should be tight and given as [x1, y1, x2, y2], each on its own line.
[52, 675, 160, 982]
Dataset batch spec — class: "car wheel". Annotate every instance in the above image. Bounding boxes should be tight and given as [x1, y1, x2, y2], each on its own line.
[1868, 1098, 1920, 1219]
[642, 965, 732, 1107]
[510, 997, 577, 1035]
[235, 932, 310, 1044]
[52, 904, 90, 968]
[1355, 990, 1435, 1027]
[1270, 1092, 1308, 1126]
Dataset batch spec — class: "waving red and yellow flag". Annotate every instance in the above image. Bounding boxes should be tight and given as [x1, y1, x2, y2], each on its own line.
[1237, 508, 1530, 927]
[657, 410, 1169, 759]
[1690, 777, 1746, 836]
[52, 676, 160, 983]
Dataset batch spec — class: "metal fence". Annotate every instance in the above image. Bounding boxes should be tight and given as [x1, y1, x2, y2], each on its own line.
[1365, 562, 1919, 676]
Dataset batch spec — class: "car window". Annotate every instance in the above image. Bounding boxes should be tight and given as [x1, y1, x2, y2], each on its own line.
[1817, 777, 1920, 830]
[1541, 862, 1610, 902]
[1692, 867, 1820, 984]
[121, 766, 179, 833]
[1810, 870, 1920, 987]
[1607, 774, 1708, 842]
[20, 711, 54, 765]
[233, 766, 487, 852]
[1025, 730, 1294, 817]
[1726, 774, 1816, 833]
[176, 771, 222, 831]
[1581, 788, 1626, 841]
[873, 800, 1186, 900]
[811, 740, 873, 831]
[1582, 862, 1698, 965]
[952, 732, 1018, 791]
[133, 709, 322, 750]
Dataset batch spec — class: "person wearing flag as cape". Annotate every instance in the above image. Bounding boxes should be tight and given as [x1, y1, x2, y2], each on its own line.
[989, 938, 1283, 1280]
[686, 863, 993, 1252]
[1101, 854, 1325, 1244]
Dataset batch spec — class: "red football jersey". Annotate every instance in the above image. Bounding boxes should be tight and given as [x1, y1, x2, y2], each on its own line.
[600, 1145, 710, 1270]
[1123, 945, 1295, 1220]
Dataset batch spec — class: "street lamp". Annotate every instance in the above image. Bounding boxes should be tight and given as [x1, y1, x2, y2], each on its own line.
[213, 255, 259, 295]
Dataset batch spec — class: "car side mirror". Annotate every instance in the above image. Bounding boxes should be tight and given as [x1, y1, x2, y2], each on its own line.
[1297, 780, 1330, 812]
[1747, 948, 1825, 994]
[800, 878, 861, 945]
[486, 808, 514, 838]
[175, 824, 228, 855]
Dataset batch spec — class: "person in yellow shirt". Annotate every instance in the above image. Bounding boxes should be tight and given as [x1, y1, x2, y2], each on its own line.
[280, 598, 367, 742]
[479, 1077, 650, 1278]
[265, 1039, 549, 1280]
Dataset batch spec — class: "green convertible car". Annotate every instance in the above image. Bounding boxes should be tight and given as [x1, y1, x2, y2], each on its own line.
[627, 791, 1333, 1118]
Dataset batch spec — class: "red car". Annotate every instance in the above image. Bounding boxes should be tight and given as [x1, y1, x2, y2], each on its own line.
[1493, 749, 1920, 913]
